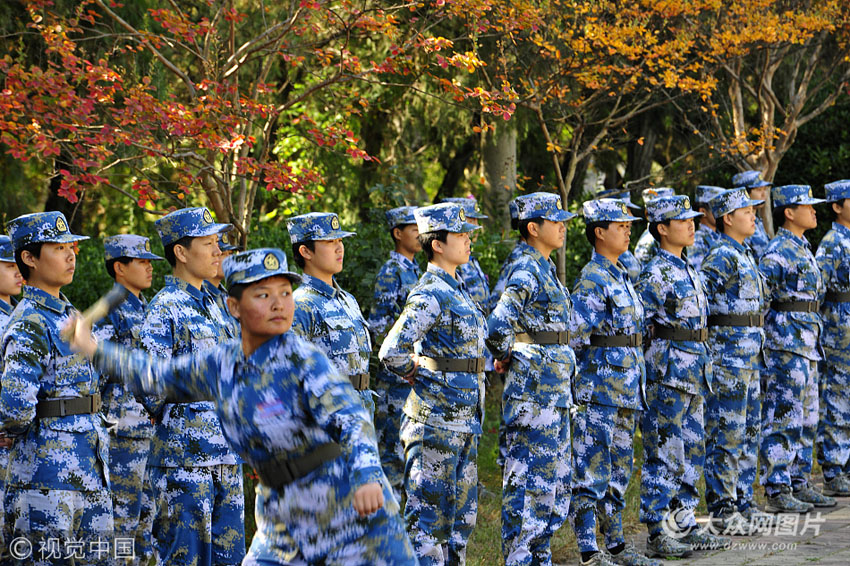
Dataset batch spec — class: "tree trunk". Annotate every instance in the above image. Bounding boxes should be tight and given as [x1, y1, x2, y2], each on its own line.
[481, 123, 517, 232]
[436, 135, 478, 200]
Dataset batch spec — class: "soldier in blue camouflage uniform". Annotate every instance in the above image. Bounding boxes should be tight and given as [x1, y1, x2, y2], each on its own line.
[700, 188, 769, 530]
[759, 185, 835, 512]
[142, 207, 246, 565]
[93, 235, 163, 562]
[368, 206, 422, 494]
[634, 188, 675, 265]
[0, 212, 113, 565]
[636, 196, 728, 556]
[816, 180, 850, 496]
[288, 212, 375, 415]
[616, 193, 642, 283]
[731, 171, 771, 258]
[442, 197, 490, 314]
[69, 248, 418, 565]
[688, 185, 725, 271]
[379, 203, 486, 566]
[487, 192, 576, 566]
[569, 199, 658, 566]
[488, 199, 523, 313]
[204, 231, 242, 338]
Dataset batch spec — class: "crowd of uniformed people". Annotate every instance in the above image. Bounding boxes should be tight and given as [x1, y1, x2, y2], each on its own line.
[0, 168, 849, 566]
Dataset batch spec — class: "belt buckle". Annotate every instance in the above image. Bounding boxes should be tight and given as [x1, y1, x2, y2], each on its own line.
[59, 399, 67, 418]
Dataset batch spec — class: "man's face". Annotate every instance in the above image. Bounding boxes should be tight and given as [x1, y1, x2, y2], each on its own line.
[177, 234, 221, 281]
[26, 242, 77, 288]
[228, 276, 295, 339]
[119, 258, 153, 292]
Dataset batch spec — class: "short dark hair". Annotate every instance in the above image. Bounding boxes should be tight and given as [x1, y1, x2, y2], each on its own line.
[227, 282, 247, 300]
[716, 214, 727, 233]
[518, 218, 545, 240]
[292, 240, 316, 269]
[105, 257, 133, 280]
[648, 220, 671, 242]
[418, 230, 449, 261]
[15, 242, 43, 280]
[164, 236, 195, 267]
[696, 203, 712, 214]
[773, 205, 794, 231]
[510, 218, 519, 230]
[585, 221, 611, 246]
[832, 198, 847, 217]
[390, 223, 414, 244]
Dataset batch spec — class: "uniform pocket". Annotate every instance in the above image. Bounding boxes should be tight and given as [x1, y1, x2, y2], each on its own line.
[321, 316, 358, 354]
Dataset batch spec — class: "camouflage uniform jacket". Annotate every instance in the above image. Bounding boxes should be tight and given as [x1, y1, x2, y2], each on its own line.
[700, 232, 767, 369]
[634, 228, 659, 265]
[619, 250, 641, 284]
[0, 285, 110, 491]
[688, 223, 721, 271]
[746, 216, 770, 258]
[817, 222, 850, 351]
[0, 298, 13, 330]
[488, 241, 524, 312]
[487, 242, 576, 408]
[636, 248, 711, 394]
[292, 274, 372, 380]
[204, 280, 240, 340]
[367, 251, 421, 342]
[760, 227, 824, 361]
[570, 251, 646, 409]
[458, 255, 490, 315]
[379, 264, 487, 434]
[140, 274, 237, 467]
[93, 285, 153, 439]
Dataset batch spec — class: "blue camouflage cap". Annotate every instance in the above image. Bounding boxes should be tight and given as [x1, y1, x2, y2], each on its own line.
[415, 203, 481, 234]
[385, 206, 418, 228]
[824, 180, 850, 203]
[218, 232, 243, 252]
[441, 196, 488, 220]
[286, 212, 355, 244]
[646, 195, 703, 223]
[641, 187, 675, 203]
[619, 193, 641, 210]
[104, 235, 163, 261]
[508, 199, 519, 220]
[732, 170, 771, 189]
[772, 184, 825, 208]
[710, 188, 764, 218]
[0, 235, 14, 263]
[6, 211, 89, 250]
[155, 207, 233, 247]
[224, 248, 301, 288]
[696, 185, 726, 205]
[582, 198, 641, 223]
[513, 192, 575, 222]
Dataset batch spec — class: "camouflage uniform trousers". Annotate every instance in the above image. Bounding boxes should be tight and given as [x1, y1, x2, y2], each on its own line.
[736, 372, 761, 512]
[818, 347, 850, 481]
[137, 468, 156, 565]
[501, 399, 571, 566]
[4, 487, 114, 566]
[640, 383, 704, 535]
[373, 369, 410, 492]
[401, 417, 478, 566]
[569, 403, 637, 554]
[760, 350, 819, 494]
[109, 435, 151, 562]
[149, 463, 246, 565]
[704, 364, 754, 514]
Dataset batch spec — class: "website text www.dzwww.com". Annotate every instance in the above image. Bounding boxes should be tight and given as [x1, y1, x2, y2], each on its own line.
[720, 541, 798, 552]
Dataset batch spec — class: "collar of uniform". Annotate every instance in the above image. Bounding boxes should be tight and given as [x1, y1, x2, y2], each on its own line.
[164, 274, 205, 302]
[777, 226, 811, 250]
[833, 221, 850, 240]
[590, 250, 626, 281]
[517, 241, 552, 270]
[300, 273, 340, 299]
[717, 231, 751, 254]
[390, 250, 419, 271]
[116, 283, 146, 310]
[21, 285, 70, 315]
[202, 279, 223, 298]
[238, 331, 284, 368]
[657, 247, 687, 269]
[696, 223, 714, 235]
[0, 298, 12, 316]
[426, 263, 461, 290]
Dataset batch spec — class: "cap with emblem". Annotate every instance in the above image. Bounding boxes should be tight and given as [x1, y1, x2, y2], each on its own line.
[513, 192, 576, 222]
[696, 185, 726, 206]
[732, 170, 771, 189]
[619, 192, 641, 211]
[824, 180, 850, 203]
[155, 207, 233, 247]
[104, 235, 163, 261]
[772, 185, 825, 208]
[286, 212, 355, 244]
[441, 196, 488, 220]
[582, 198, 641, 223]
[0, 235, 14, 263]
[385, 206, 418, 229]
[224, 248, 301, 288]
[415, 203, 481, 234]
[646, 196, 703, 223]
[710, 188, 764, 218]
[6, 211, 89, 250]
[218, 232, 243, 252]
[641, 187, 675, 203]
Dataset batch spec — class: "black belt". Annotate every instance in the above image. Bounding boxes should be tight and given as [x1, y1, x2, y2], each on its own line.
[419, 356, 485, 373]
[771, 300, 819, 313]
[36, 393, 102, 419]
[654, 326, 708, 342]
[589, 333, 643, 347]
[826, 290, 850, 302]
[708, 313, 764, 327]
[254, 442, 341, 490]
[515, 331, 571, 345]
[349, 373, 370, 390]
